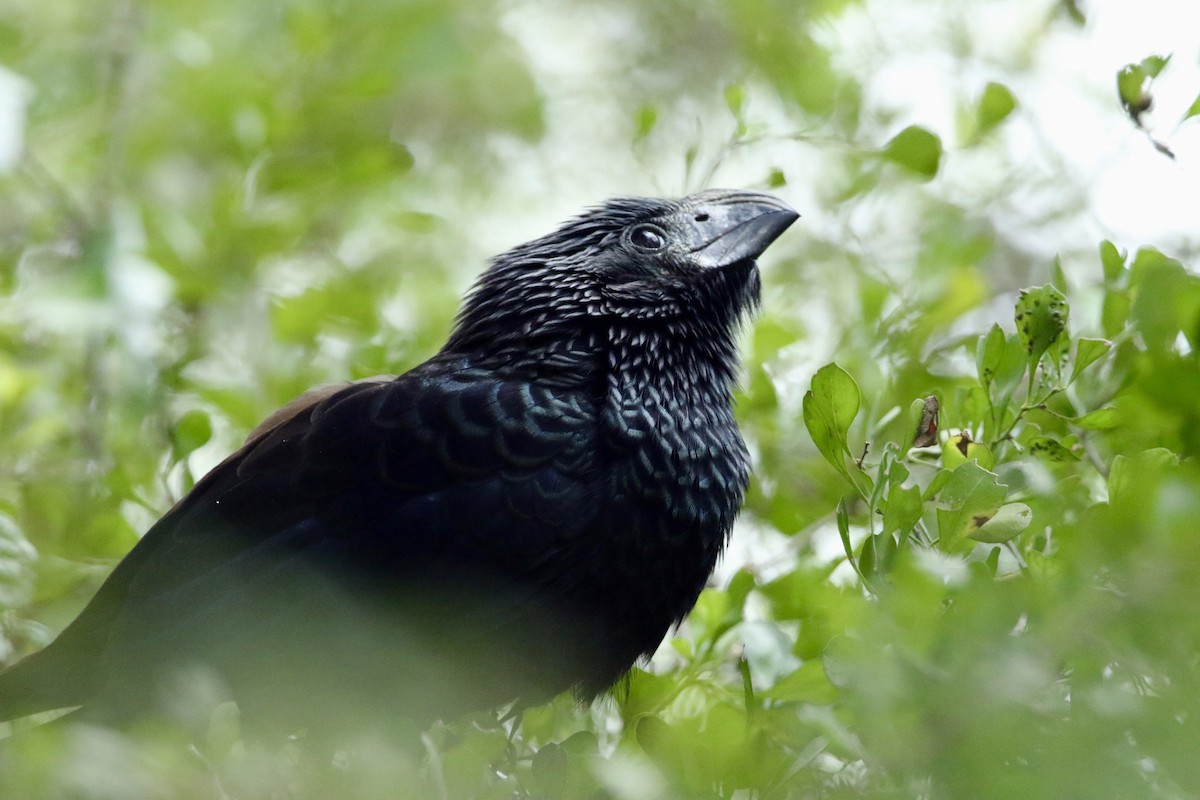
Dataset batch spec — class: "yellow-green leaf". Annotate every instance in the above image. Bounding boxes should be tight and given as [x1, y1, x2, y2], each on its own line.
[977, 82, 1017, 133]
[882, 125, 942, 179]
[941, 433, 994, 470]
[171, 409, 213, 460]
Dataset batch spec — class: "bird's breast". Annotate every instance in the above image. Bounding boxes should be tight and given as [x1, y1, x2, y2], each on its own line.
[592, 379, 749, 643]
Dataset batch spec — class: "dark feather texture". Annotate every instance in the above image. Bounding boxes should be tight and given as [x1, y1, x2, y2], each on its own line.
[0, 189, 796, 733]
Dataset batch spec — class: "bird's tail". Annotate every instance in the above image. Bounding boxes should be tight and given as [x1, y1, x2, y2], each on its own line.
[0, 646, 91, 723]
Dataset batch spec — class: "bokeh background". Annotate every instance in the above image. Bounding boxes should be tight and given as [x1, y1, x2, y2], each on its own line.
[2, 0, 1199, 797]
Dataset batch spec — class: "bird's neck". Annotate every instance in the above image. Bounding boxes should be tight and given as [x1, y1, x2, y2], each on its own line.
[604, 321, 741, 411]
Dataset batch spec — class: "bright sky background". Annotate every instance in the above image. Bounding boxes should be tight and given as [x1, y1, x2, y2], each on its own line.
[880, 0, 1200, 248]
[2, 0, 1193, 266]
[494, 0, 1200, 271]
[1045, 0, 1200, 244]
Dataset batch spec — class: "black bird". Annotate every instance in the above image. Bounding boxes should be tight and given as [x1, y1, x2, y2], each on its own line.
[0, 189, 797, 734]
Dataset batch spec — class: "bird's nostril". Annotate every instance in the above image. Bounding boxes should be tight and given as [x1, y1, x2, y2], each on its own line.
[694, 212, 710, 222]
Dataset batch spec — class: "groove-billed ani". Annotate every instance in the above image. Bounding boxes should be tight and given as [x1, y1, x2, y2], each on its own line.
[0, 189, 796, 733]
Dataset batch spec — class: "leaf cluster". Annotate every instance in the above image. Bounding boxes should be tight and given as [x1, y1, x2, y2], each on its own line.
[3, 1, 1200, 798]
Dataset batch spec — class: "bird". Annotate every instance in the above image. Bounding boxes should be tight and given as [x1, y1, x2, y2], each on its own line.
[0, 189, 797, 736]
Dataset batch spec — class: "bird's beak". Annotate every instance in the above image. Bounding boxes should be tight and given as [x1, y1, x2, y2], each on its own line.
[683, 189, 799, 269]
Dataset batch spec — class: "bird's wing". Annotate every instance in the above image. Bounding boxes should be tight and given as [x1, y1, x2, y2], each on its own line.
[1, 365, 603, 720]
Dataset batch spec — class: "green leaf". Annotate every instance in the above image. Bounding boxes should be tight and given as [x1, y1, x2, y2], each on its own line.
[1183, 92, 1200, 124]
[1069, 338, 1112, 384]
[821, 636, 862, 693]
[923, 467, 953, 502]
[1102, 289, 1132, 339]
[171, 409, 213, 460]
[969, 502, 1033, 543]
[764, 660, 838, 704]
[1116, 56, 1168, 118]
[882, 483, 923, 540]
[1071, 406, 1120, 430]
[270, 272, 383, 345]
[977, 82, 1017, 133]
[868, 443, 908, 511]
[532, 743, 569, 796]
[985, 546, 1002, 575]
[727, 569, 756, 610]
[689, 588, 729, 639]
[934, 461, 1008, 547]
[635, 715, 677, 767]
[1129, 250, 1200, 352]
[861, 532, 897, 584]
[1140, 54, 1171, 78]
[882, 125, 942, 179]
[836, 497, 854, 569]
[633, 104, 657, 143]
[560, 729, 600, 761]
[802, 363, 861, 481]
[1027, 436, 1080, 462]
[1116, 64, 1148, 109]
[724, 84, 745, 118]
[992, 331, 1032, 409]
[1014, 284, 1069, 373]
[976, 324, 1007, 388]
[1109, 448, 1179, 509]
[1052, 255, 1069, 294]
[1099, 240, 1125, 282]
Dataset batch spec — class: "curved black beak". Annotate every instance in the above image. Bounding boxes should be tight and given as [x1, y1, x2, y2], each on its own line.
[681, 189, 799, 269]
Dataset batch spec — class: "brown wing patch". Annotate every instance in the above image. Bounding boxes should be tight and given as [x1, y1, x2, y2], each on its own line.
[245, 377, 394, 443]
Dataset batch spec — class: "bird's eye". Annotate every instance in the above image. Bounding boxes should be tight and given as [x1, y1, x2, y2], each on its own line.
[629, 224, 667, 251]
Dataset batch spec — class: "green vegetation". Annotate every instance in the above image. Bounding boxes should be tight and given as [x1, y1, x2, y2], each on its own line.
[2, 0, 1199, 797]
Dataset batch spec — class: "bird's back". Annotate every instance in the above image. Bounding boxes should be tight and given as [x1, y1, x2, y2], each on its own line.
[0, 357, 741, 729]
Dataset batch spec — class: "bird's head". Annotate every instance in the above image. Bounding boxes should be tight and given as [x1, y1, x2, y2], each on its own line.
[445, 189, 798, 361]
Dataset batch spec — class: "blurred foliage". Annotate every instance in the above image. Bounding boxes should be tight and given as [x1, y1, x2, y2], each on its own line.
[1, 0, 1199, 797]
